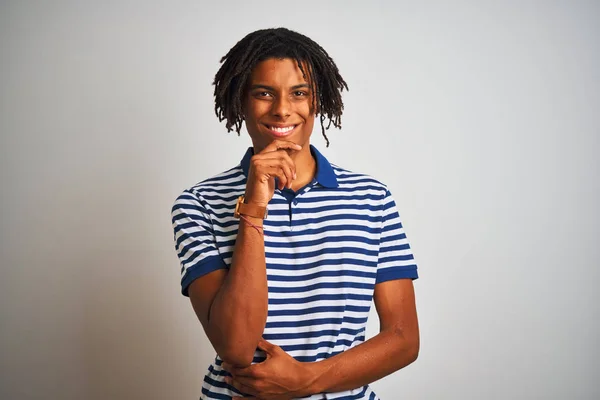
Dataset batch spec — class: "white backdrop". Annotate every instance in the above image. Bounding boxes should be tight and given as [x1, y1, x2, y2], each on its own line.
[1, 1, 598, 399]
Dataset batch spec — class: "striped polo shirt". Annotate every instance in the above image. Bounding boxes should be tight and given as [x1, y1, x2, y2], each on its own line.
[171, 145, 418, 400]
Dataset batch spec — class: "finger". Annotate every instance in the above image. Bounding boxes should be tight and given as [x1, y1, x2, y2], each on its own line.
[221, 362, 246, 376]
[261, 140, 302, 154]
[222, 363, 252, 379]
[253, 159, 295, 189]
[254, 164, 289, 190]
[280, 162, 295, 189]
[257, 338, 279, 354]
[230, 375, 260, 388]
[253, 151, 296, 185]
[227, 377, 260, 398]
[253, 149, 295, 161]
[273, 168, 288, 190]
[227, 363, 261, 378]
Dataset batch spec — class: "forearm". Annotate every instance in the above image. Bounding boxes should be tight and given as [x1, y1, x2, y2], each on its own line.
[303, 328, 419, 395]
[208, 217, 268, 366]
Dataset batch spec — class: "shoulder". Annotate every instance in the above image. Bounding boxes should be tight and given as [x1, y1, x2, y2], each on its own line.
[187, 165, 246, 197]
[172, 165, 246, 211]
[330, 163, 391, 198]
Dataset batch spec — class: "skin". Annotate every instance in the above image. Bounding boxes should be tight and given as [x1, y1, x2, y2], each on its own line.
[225, 279, 419, 399]
[243, 57, 318, 195]
[188, 57, 420, 398]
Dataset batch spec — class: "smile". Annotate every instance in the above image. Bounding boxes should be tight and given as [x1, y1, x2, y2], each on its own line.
[264, 124, 298, 137]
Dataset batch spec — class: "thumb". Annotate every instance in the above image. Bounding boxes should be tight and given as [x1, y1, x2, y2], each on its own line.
[257, 338, 278, 354]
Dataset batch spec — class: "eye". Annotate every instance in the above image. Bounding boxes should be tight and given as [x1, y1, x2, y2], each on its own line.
[294, 91, 308, 97]
[253, 91, 272, 98]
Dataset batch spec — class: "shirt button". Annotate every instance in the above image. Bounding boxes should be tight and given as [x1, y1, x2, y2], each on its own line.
[293, 200, 298, 205]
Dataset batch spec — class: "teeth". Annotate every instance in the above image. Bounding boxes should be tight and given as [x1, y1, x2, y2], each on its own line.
[270, 125, 294, 133]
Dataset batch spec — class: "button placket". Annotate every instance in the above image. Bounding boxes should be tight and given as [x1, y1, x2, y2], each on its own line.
[289, 181, 316, 229]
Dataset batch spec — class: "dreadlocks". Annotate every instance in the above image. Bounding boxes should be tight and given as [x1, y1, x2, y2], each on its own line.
[213, 27, 348, 147]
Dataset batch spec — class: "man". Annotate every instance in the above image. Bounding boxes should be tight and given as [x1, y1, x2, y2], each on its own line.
[172, 27, 419, 400]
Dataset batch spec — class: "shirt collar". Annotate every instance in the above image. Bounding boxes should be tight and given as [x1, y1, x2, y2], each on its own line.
[240, 144, 338, 188]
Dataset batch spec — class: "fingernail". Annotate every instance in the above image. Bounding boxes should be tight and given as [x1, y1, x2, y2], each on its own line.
[293, 172, 297, 179]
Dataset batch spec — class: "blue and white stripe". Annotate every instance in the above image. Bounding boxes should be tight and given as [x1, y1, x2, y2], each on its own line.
[172, 146, 418, 400]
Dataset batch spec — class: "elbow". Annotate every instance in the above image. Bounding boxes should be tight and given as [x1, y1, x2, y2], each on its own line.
[207, 323, 260, 367]
[407, 338, 419, 364]
[217, 343, 257, 368]
[402, 325, 420, 365]
[220, 351, 254, 368]
[391, 324, 419, 365]
[404, 329, 420, 365]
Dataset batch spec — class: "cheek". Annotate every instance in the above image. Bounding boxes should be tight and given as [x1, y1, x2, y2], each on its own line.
[303, 114, 316, 132]
[245, 99, 266, 120]
[299, 100, 315, 118]
[254, 104, 273, 121]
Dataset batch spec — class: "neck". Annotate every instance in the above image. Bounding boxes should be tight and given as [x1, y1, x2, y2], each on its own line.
[290, 145, 316, 191]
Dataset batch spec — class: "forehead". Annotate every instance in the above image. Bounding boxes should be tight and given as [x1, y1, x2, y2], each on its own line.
[249, 58, 310, 85]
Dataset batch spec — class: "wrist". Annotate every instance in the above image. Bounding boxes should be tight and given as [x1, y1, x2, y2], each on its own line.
[243, 197, 269, 208]
[235, 195, 268, 220]
[243, 190, 269, 207]
[239, 214, 264, 227]
[296, 360, 330, 396]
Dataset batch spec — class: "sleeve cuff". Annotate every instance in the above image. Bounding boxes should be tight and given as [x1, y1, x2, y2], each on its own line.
[376, 265, 418, 284]
[181, 256, 227, 297]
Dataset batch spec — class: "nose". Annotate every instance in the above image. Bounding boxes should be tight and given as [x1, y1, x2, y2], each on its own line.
[271, 95, 291, 118]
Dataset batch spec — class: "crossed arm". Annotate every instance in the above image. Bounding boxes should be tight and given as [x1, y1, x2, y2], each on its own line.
[188, 232, 420, 399]
[223, 278, 420, 399]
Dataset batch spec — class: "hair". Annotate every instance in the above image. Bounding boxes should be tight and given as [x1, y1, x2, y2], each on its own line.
[213, 27, 348, 147]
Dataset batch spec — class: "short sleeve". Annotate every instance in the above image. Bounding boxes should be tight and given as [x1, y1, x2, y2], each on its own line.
[171, 190, 227, 297]
[376, 190, 419, 284]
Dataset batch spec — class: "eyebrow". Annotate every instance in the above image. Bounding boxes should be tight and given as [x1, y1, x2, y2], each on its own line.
[250, 84, 311, 91]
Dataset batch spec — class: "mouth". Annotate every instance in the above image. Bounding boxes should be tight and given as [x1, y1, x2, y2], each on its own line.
[263, 124, 298, 137]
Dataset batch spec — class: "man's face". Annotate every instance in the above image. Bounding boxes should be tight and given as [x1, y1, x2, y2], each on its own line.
[244, 58, 315, 153]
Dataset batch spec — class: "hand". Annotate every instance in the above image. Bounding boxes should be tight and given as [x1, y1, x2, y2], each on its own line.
[223, 339, 316, 400]
[244, 141, 302, 206]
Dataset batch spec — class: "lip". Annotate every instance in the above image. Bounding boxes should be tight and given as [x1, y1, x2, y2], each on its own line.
[263, 124, 299, 138]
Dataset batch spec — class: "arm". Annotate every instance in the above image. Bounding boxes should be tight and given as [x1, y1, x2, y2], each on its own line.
[187, 141, 301, 367]
[225, 278, 419, 398]
[188, 214, 268, 367]
[306, 278, 420, 394]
